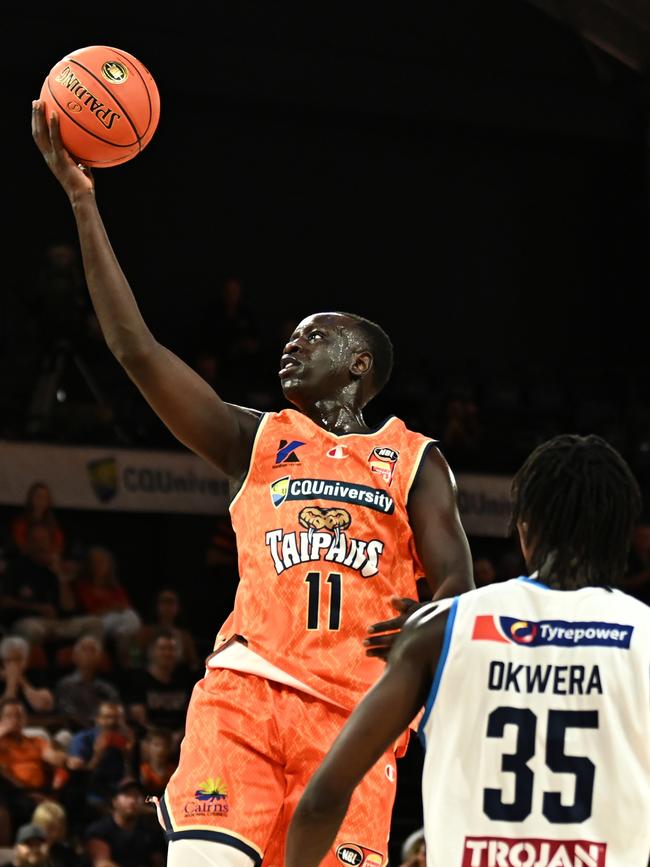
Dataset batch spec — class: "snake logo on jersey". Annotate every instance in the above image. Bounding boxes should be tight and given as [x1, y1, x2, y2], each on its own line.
[266, 507, 385, 577]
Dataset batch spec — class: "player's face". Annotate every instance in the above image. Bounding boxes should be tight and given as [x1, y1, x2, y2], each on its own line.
[279, 313, 361, 406]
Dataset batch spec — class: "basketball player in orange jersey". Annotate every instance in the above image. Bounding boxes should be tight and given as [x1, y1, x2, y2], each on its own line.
[32, 101, 474, 867]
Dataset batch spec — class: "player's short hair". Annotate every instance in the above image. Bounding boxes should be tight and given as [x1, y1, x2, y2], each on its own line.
[510, 434, 641, 588]
[336, 312, 394, 396]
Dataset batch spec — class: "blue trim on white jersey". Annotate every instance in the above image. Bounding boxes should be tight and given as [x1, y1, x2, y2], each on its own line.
[517, 574, 551, 590]
[418, 596, 459, 748]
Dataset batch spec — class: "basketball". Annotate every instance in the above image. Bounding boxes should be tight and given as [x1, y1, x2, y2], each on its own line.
[39, 45, 160, 168]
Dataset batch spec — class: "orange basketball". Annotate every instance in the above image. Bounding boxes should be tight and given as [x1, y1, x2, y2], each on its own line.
[39, 45, 160, 168]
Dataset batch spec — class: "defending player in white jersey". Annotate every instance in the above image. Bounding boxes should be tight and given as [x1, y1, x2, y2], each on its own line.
[286, 434, 650, 867]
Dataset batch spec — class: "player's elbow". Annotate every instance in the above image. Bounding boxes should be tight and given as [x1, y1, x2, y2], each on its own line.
[296, 779, 349, 823]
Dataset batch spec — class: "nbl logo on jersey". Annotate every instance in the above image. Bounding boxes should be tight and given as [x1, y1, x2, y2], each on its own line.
[472, 615, 634, 649]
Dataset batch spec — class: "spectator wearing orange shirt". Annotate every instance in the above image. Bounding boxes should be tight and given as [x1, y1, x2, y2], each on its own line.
[10, 482, 65, 558]
[0, 698, 65, 844]
[138, 729, 175, 798]
[76, 548, 141, 668]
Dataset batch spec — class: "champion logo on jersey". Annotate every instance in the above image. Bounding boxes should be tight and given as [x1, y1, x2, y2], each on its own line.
[274, 439, 305, 466]
[326, 445, 349, 459]
[336, 844, 383, 867]
[472, 615, 634, 648]
[462, 836, 606, 867]
[368, 446, 399, 485]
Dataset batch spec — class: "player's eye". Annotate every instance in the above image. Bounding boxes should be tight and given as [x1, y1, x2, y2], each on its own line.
[308, 331, 324, 341]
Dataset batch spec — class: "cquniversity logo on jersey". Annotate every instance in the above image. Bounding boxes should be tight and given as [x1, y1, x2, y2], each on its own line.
[269, 476, 394, 514]
[472, 615, 634, 648]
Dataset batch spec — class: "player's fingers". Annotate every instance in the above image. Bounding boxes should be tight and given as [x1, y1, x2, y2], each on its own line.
[364, 646, 390, 660]
[31, 100, 48, 145]
[363, 632, 398, 647]
[390, 596, 419, 613]
[367, 615, 405, 633]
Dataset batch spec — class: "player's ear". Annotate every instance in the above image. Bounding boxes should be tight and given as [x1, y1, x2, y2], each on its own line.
[350, 350, 372, 380]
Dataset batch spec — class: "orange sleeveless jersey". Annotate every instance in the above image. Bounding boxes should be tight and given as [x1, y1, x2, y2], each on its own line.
[216, 408, 433, 710]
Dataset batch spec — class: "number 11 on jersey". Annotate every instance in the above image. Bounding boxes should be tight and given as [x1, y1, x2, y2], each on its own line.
[305, 571, 342, 630]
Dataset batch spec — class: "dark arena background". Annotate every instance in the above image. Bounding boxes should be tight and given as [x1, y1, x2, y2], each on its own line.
[2, 4, 650, 865]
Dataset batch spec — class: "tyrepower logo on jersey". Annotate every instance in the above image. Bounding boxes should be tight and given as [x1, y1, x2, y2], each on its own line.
[266, 508, 384, 577]
[368, 446, 399, 485]
[270, 476, 394, 514]
[472, 615, 633, 648]
[336, 844, 383, 867]
[462, 837, 606, 867]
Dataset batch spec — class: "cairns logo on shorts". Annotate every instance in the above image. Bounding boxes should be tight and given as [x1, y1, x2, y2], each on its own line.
[336, 844, 383, 867]
[462, 836, 606, 867]
[472, 615, 633, 648]
[183, 777, 229, 816]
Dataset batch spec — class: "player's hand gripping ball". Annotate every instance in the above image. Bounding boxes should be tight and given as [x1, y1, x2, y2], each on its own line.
[39, 45, 160, 168]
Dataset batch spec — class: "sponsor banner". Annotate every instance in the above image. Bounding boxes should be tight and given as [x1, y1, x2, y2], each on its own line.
[462, 836, 606, 867]
[472, 615, 633, 648]
[0, 441, 229, 514]
[456, 473, 512, 538]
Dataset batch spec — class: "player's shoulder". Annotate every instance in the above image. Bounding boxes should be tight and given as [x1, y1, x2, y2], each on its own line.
[607, 586, 650, 622]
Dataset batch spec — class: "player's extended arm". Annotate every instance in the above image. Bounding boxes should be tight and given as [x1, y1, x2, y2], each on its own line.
[408, 446, 474, 600]
[31, 101, 259, 479]
[285, 605, 449, 867]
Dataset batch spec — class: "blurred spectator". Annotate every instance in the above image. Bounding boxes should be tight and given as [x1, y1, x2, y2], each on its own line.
[0, 636, 54, 720]
[75, 548, 141, 668]
[0, 699, 65, 843]
[127, 632, 193, 746]
[10, 482, 65, 558]
[27, 243, 88, 352]
[84, 778, 166, 867]
[31, 800, 82, 867]
[65, 702, 134, 810]
[473, 556, 498, 588]
[0, 822, 51, 867]
[0, 525, 102, 646]
[207, 276, 261, 364]
[54, 636, 120, 732]
[138, 590, 200, 673]
[620, 520, 650, 605]
[138, 729, 175, 799]
[440, 391, 481, 467]
[400, 827, 425, 867]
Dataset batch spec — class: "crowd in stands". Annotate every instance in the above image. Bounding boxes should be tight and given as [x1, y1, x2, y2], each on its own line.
[0, 482, 206, 864]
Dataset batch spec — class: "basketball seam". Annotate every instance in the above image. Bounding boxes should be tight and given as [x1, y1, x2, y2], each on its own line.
[45, 79, 138, 161]
[69, 58, 142, 148]
[109, 47, 157, 145]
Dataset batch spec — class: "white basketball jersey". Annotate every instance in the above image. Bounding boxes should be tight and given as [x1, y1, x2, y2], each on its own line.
[419, 576, 650, 867]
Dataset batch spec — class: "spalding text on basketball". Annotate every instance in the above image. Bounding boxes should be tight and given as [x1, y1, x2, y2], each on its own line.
[55, 66, 121, 130]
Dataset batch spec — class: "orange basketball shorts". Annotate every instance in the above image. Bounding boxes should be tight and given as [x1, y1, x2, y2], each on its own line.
[159, 667, 397, 867]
